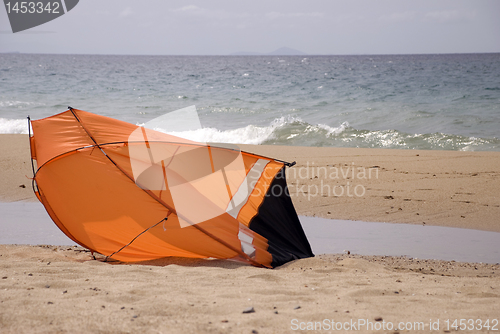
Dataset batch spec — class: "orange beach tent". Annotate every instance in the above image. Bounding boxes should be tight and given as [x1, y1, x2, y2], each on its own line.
[29, 108, 313, 268]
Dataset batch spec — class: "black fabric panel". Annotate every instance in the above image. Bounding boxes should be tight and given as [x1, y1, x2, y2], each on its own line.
[249, 167, 314, 267]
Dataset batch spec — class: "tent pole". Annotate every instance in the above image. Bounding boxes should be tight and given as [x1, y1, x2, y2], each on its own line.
[27, 116, 38, 193]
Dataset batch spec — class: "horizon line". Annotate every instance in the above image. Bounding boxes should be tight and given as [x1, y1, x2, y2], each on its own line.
[2, 51, 500, 57]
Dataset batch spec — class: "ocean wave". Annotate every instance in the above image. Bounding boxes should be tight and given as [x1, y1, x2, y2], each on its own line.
[169, 117, 498, 151]
[2, 116, 498, 151]
[161, 125, 274, 145]
[150, 115, 300, 145]
[264, 119, 500, 151]
[337, 129, 500, 151]
[0, 118, 30, 134]
[154, 115, 349, 145]
[0, 101, 42, 108]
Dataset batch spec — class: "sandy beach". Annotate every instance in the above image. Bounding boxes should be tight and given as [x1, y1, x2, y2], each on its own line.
[3, 134, 500, 231]
[1, 134, 499, 333]
[1, 245, 499, 334]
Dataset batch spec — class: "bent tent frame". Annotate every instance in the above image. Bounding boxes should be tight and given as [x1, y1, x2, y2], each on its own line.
[28, 108, 313, 268]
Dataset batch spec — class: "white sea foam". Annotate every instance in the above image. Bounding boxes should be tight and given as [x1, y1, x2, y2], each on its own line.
[300, 121, 349, 138]
[270, 115, 304, 127]
[160, 125, 274, 145]
[150, 115, 301, 144]
[154, 117, 289, 144]
[152, 116, 349, 145]
[0, 118, 31, 134]
[316, 121, 349, 136]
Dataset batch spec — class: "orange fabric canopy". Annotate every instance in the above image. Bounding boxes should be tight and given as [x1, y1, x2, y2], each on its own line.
[30, 108, 313, 268]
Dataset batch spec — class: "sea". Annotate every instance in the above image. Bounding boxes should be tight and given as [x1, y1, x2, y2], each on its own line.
[1, 53, 500, 150]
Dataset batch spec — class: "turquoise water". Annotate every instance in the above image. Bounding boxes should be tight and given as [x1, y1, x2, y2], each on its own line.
[1, 53, 500, 150]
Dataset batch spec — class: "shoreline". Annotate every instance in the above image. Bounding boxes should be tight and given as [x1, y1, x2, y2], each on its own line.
[3, 134, 498, 231]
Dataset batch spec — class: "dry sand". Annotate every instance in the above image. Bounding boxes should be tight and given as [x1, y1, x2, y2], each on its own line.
[1, 245, 499, 334]
[1, 134, 500, 333]
[239, 144, 500, 233]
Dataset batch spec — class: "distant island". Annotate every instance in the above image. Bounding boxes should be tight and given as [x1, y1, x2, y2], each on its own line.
[230, 47, 307, 56]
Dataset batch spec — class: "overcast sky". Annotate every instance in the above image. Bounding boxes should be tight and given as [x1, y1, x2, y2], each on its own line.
[1, 0, 499, 55]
